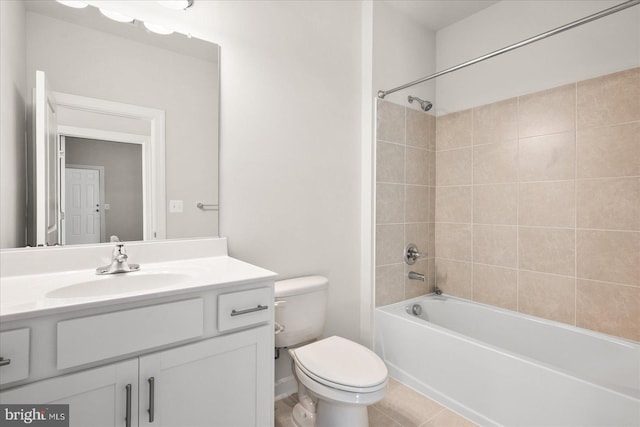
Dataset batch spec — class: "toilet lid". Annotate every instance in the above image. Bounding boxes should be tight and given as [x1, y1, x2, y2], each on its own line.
[292, 336, 388, 391]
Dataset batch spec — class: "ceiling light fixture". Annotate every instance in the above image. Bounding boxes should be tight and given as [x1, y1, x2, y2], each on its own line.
[143, 21, 175, 35]
[156, 0, 194, 10]
[55, 1, 88, 8]
[99, 8, 135, 23]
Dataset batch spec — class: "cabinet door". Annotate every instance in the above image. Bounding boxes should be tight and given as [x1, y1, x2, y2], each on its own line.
[0, 359, 138, 427]
[139, 325, 273, 427]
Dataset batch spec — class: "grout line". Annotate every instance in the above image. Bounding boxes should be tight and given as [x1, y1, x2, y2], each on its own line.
[403, 105, 407, 301]
[431, 222, 640, 234]
[516, 95, 520, 313]
[470, 107, 475, 301]
[434, 175, 640, 188]
[417, 407, 448, 427]
[574, 82, 579, 326]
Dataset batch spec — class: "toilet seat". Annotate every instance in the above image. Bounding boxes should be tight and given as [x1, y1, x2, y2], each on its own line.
[291, 336, 388, 394]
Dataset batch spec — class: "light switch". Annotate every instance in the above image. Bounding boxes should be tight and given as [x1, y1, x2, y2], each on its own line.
[169, 200, 183, 213]
[104, 204, 111, 210]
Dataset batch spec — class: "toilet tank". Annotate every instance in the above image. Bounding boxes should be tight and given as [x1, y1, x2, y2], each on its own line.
[275, 276, 328, 348]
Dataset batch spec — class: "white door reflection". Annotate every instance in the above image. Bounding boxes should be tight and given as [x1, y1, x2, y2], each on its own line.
[64, 137, 143, 245]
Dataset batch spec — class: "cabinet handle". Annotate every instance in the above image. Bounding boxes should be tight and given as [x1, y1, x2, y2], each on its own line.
[125, 384, 132, 427]
[148, 377, 155, 423]
[230, 304, 268, 317]
[0, 357, 11, 367]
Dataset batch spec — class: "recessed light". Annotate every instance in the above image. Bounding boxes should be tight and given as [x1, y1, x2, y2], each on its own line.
[56, 1, 88, 8]
[99, 8, 135, 23]
[143, 21, 175, 35]
[156, 0, 194, 10]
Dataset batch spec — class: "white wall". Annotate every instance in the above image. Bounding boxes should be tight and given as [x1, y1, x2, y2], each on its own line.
[435, 0, 640, 114]
[373, 2, 436, 108]
[80, 1, 365, 343]
[0, 1, 27, 248]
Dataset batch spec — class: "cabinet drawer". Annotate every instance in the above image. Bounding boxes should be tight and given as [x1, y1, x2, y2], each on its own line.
[0, 328, 30, 386]
[218, 287, 272, 332]
[57, 298, 203, 370]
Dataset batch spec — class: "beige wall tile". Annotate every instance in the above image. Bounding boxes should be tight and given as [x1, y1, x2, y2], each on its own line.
[473, 98, 518, 146]
[375, 264, 405, 307]
[576, 279, 640, 342]
[435, 186, 472, 223]
[428, 150, 436, 186]
[427, 257, 436, 290]
[519, 131, 576, 182]
[577, 122, 640, 179]
[473, 140, 518, 184]
[405, 222, 429, 255]
[376, 183, 404, 224]
[436, 109, 472, 151]
[428, 222, 436, 262]
[405, 185, 429, 223]
[519, 227, 575, 276]
[436, 148, 472, 186]
[405, 260, 430, 298]
[577, 230, 640, 286]
[435, 259, 472, 298]
[577, 67, 640, 129]
[473, 183, 517, 225]
[577, 177, 640, 231]
[377, 100, 405, 144]
[376, 141, 404, 183]
[376, 224, 404, 266]
[519, 181, 575, 227]
[519, 83, 576, 138]
[435, 223, 472, 261]
[473, 264, 517, 311]
[406, 147, 430, 185]
[473, 225, 517, 268]
[518, 270, 576, 324]
[428, 186, 436, 223]
[407, 108, 434, 150]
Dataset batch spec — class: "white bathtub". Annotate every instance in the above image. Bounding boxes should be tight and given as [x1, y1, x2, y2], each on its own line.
[375, 294, 640, 426]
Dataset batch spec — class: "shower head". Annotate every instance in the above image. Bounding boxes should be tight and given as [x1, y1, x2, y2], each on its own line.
[408, 95, 433, 112]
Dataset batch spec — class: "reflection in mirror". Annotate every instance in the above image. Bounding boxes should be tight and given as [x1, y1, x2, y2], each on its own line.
[0, 0, 220, 249]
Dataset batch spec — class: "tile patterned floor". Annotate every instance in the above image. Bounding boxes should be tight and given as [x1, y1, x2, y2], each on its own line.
[275, 378, 478, 427]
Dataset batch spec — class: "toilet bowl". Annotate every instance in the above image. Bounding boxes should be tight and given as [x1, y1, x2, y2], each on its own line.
[289, 336, 388, 427]
[275, 276, 388, 427]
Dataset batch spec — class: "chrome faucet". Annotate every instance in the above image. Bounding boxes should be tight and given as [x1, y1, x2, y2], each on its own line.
[408, 271, 425, 281]
[96, 241, 141, 275]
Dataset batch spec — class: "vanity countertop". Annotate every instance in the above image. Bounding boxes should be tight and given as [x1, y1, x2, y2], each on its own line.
[0, 255, 276, 322]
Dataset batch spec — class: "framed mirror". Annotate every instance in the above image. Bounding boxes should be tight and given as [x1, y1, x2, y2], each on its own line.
[0, 0, 220, 248]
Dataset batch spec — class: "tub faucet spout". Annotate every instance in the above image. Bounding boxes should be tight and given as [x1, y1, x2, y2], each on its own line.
[408, 271, 425, 281]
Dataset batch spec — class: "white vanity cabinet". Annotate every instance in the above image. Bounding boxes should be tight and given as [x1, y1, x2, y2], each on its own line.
[0, 359, 139, 427]
[138, 325, 272, 427]
[0, 280, 275, 427]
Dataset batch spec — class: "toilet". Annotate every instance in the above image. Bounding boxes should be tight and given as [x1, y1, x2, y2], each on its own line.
[275, 276, 388, 427]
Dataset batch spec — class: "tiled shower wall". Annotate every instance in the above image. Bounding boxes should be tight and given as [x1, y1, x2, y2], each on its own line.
[375, 101, 436, 306]
[434, 67, 639, 341]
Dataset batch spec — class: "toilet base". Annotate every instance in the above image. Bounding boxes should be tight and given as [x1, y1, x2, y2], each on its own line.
[291, 395, 370, 427]
[315, 399, 369, 427]
[292, 395, 316, 427]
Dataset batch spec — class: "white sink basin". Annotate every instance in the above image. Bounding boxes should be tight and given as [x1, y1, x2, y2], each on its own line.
[46, 272, 193, 299]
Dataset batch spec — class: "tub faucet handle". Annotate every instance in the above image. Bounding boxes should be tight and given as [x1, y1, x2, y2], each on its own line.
[404, 243, 426, 265]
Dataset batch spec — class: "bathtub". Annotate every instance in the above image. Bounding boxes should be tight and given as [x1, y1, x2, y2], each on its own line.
[374, 294, 640, 426]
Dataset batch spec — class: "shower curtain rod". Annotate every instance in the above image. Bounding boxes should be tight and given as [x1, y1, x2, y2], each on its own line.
[377, 0, 640, 99]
